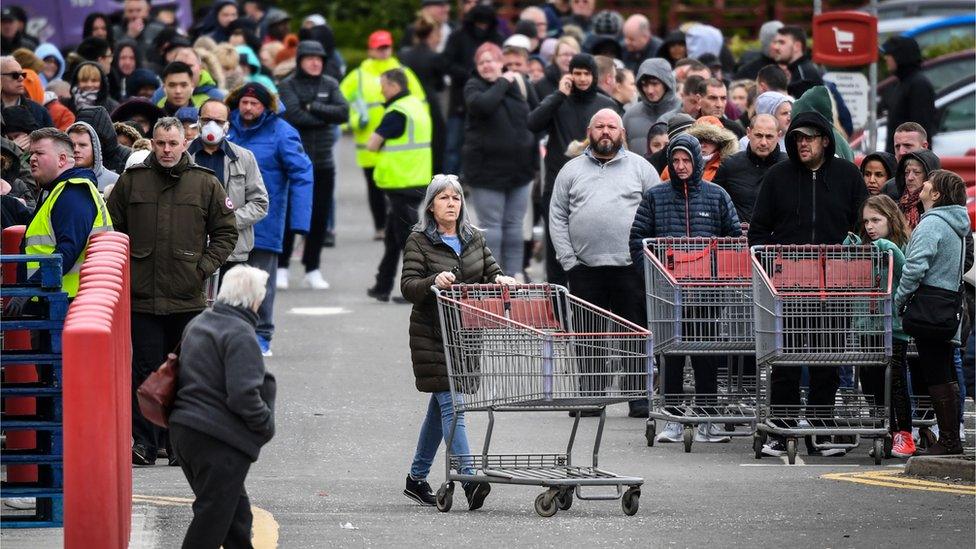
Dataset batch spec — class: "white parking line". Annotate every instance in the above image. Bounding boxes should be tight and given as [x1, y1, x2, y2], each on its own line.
[288, 307, 350, 315]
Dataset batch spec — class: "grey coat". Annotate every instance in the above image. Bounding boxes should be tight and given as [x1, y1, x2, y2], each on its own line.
[189, 139, 269, 262]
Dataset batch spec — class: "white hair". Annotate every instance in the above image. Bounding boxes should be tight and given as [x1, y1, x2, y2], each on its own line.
[216, 265, 269, 309]
[415, 174, 474, 235]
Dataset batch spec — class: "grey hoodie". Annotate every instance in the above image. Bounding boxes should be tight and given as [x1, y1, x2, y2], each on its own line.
[895, 205, 970, 310]
[68, 121, 118, 192]
[623, 58, 681, 154]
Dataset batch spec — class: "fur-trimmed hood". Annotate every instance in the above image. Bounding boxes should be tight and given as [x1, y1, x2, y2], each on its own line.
[225, 83, 281, 114]
[686, 116, 738, 162]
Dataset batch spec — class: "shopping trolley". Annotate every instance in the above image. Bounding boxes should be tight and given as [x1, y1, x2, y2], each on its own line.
[204, 270, 219, 307]
[643, 237, 757, 451]
[751, 245, 893, 464]
[432, 284, 651, 517]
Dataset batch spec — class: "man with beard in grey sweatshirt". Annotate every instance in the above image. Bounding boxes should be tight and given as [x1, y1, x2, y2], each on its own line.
[623, 58, 681, 155]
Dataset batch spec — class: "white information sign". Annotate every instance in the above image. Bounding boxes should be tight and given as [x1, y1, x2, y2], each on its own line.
[824, 72, 870, 131]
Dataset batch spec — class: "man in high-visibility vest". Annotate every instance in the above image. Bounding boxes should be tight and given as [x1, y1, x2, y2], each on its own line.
[339, 30, 425, 240]
[364, 68, 432, 302]
[5, 127, 112, 317]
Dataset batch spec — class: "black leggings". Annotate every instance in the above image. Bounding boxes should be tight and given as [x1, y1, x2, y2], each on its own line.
[280, 166, 336, 272]
[913, 337, 958, 386]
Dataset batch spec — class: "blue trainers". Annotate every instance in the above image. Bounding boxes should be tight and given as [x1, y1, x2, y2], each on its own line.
[257, 335, 272, 357]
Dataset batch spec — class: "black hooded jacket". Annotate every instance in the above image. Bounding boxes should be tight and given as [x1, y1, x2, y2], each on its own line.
[881, 36, 938, 155]
[881, 149, 941, 202]
[712, 143, 788, 223]
[74, 106, 132, 174]
[63, 61, 119, 114]
[527, 54, 618, 195]
[442, 5, 503, 116]
[748, 111, 868, 246]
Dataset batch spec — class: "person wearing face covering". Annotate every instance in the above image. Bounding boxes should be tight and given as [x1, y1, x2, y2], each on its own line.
[188, 99, 269, 273]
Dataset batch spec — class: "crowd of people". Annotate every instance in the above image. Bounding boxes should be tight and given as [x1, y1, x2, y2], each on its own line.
[1, 0, 972, 542]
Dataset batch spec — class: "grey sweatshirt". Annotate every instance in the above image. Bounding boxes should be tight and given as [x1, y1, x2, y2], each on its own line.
[622, 58, 681, 154]
[169, 303, 276, 461]
[894, 205, 970, 310]
[549, 148, 661, 271]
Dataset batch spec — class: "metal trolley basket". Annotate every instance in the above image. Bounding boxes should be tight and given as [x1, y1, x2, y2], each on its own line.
[432, 284, 652, 517]
[751, 245, 893, 464]
[643, 237, 758, 451]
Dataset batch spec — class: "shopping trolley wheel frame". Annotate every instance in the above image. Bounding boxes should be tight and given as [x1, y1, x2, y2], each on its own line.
[621, 487, 641, 516]
[786, 438, 797, 465]
[646, 421, 656, 447]
[683, 425, 694, 453]
[535, 488, 559, 517]
[753, 432, 767, 459]
[873, 438, 884, 465]
[556, 488, 573, 511]
[436, 482, 454, 512]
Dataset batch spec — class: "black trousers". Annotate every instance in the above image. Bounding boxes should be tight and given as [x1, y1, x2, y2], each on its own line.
[914, 337, 957, 386]
[567, 265, 646, 395]
[861, 339, 912, 433]
[131, 311, 200, 455]
[362, 167, 387, 231]
[373, 188, 424, 294]
[280, 166, 336, 272]
[170, 424, 253, 549]
[770, 365, 840, 420]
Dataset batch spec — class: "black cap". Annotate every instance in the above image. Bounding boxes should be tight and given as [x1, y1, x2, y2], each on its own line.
[1, 6, 27, 24]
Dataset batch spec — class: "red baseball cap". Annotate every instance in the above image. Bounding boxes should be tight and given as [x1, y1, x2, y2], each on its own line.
[368, 30, 393, 49]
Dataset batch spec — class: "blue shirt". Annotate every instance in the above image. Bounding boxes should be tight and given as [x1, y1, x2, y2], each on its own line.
[187, 138, 230, 183]
[442, 234, 461, 256]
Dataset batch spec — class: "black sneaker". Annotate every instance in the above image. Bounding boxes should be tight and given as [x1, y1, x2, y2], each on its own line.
[761, 437, 787, 457]
[322, 231, 336, 248]
[132, 444, 155, 466]
[403, 476, 436, 506]
[463, 481, 491, 511]
[367, 287, 391, 302]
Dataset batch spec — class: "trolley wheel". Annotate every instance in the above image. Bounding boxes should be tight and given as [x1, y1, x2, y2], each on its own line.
[873, 438, 884, 465]
[786, 438, 797, 465]
[556, 488, 574, 511]
[534, 489, 559, 518]
[435, 483, 453, 513]
[646, 421, 656, 447]
[621, 487, 641, 516]
[683, 425, 694, 453]
[753, 433, 765, 460]
[883, 434, 893, 458]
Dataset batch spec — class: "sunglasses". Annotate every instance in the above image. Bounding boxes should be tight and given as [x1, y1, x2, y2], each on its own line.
[1, 71, 27, 80]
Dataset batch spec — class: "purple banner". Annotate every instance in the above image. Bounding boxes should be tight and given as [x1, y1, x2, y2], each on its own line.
[10, 0, 193, 49]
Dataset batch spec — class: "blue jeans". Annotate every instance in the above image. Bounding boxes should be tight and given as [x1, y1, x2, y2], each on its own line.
[245, 249, 277, 341]
[467, 184, 531, 276]
[444, 116, 464, 176]
[954, 347, 966, 423]
[410, 391, 473, 480]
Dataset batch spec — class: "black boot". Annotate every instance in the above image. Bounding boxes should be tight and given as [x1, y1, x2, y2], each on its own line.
[921, 382, 963, 455]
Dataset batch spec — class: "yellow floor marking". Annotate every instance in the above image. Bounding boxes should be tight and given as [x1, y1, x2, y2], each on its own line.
[822, 470, 976, 496]
[133, 494, 279, 548]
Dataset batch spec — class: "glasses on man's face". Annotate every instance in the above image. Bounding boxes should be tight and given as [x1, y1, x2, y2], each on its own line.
[795, 134, 823, 143]
[1, 71, 27, 80]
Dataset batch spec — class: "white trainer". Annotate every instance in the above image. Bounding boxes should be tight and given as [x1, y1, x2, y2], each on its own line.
[276, 267, 289, 290]
[303, 270, 331, 290]
[695, 423, 731, 443]
[2, 498, 36, 510]
[655, 421, 683, 443]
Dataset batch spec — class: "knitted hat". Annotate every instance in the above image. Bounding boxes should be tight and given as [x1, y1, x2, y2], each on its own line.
[666, 113, 695, 139]
[238, 82, 272, 109]
[591, 10, 623, 37]
[568, 53, 597, 74]
[274, 34, 300, 65]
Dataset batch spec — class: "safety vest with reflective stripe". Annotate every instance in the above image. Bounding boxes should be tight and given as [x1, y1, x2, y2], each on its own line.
[373, 95, 432, 191]
[339, 58, 427, 168]
[25, 177, 113, 297]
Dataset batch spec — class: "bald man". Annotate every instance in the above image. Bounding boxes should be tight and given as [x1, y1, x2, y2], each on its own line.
[549, 108, 661, 418]
[621, 15, 663, 73]
[713, 114, 787, 223]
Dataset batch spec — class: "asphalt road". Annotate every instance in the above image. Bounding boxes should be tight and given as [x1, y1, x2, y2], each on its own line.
[3, 136, 974, 548]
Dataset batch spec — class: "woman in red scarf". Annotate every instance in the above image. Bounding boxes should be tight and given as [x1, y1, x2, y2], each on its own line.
[894, 149, 940, 229]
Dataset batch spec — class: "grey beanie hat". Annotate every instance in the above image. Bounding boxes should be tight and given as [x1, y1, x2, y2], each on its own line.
[759, 21, 784, 52]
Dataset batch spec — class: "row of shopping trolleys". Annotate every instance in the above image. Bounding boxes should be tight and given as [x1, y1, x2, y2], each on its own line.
[429, 239, 907, 516]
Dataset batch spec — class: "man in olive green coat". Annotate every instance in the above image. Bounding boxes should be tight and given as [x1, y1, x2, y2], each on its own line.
[107, 116, 237, 466]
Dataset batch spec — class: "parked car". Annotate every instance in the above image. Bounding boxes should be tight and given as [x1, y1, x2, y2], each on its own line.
[868, 0, 976, 20]
[854, 77, 976, 157]
[903, 14, 976, 52]
[877, 50, 976, 103]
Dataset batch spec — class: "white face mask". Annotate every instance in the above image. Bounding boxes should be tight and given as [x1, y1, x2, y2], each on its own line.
[200, 120, 227, 145]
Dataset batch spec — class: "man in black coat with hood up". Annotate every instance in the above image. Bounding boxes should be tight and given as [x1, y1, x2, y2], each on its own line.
[880, 36, 937, 156]
[527, 52, 617, 285]
[748, 110, 868, 458]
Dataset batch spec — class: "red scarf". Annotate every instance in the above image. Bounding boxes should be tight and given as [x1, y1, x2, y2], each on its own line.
[899, 186, 922, 229]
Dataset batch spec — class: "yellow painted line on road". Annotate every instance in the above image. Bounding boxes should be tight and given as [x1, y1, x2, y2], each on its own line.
[133, 494, 279, 548]
[822, 470, 976, 496]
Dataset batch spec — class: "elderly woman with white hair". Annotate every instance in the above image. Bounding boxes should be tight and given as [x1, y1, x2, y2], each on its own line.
[168, 264, 277, 548]
[399, 174, 516, 510]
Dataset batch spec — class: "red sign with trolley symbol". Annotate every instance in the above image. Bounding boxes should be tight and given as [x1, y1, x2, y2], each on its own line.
[811, 11, 878, 67]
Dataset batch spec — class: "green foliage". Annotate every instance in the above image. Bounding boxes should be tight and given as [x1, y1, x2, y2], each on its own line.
[923, 36, 976, 61]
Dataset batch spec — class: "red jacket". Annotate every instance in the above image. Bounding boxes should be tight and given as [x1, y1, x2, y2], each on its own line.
[46, 99, 76, 131]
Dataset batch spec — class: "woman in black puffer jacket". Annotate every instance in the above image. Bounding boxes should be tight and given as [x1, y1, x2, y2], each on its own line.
[399, 174, 515, 510]
[462, 42, 539, 276]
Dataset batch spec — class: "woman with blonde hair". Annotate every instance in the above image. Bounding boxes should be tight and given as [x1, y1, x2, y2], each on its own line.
[534, 35, 579, 98]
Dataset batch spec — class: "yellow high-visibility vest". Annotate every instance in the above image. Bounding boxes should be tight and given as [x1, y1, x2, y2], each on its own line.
[373, 94, 432, 191]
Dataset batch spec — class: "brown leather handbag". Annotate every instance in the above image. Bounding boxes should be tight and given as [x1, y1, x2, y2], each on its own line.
[137, 344, 180, 428]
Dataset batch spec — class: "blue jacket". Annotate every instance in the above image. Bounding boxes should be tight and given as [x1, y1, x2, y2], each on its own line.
[228, 110, 313, 253]
[895, 205, 970, 310]
[629, 134, 741, 269]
